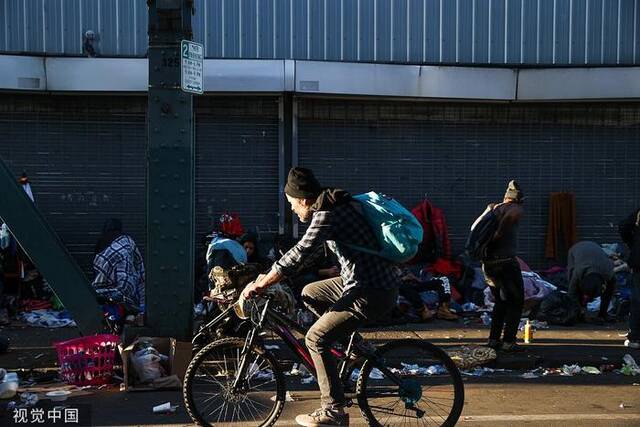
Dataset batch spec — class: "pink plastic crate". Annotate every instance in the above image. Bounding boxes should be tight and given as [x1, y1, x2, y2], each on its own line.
[54, 334, 120, 386]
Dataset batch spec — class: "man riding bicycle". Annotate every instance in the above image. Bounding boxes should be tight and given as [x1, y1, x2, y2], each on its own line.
[243, 167, 401, 427]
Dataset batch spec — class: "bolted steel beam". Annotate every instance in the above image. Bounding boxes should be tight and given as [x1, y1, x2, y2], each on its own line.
[142, 0, 195, 340]
[0, 159, 104, 336]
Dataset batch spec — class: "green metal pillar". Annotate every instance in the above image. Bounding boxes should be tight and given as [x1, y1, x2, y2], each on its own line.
[0, 159, 104, 336]
[144, 0, 195, 339]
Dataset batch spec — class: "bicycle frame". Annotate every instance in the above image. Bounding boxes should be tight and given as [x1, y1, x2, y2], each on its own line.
[192, 303, 236, 346]
[229, 297, 406, 395]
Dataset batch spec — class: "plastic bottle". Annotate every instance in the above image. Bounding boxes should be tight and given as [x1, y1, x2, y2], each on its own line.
[480, 312, 491, 326]
[524, 319, 533, 343]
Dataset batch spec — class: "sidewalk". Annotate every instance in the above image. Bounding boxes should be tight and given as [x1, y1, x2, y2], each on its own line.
[0, 318, 632, 370]
[359, 320, 632, 370]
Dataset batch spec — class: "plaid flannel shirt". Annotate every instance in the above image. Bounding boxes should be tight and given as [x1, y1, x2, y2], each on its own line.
[92, 235, 145, 310]
[274, 202, 400, 292]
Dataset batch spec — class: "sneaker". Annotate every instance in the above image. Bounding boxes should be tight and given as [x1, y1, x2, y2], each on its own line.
[436, 303, 459, 321]
[624, 339, 640, 349]
[295, 407, 349, 427]
[501, 342, 526, 353]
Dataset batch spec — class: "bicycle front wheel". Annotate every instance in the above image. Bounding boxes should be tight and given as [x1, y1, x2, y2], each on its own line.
[183, 337, 286, 426]
[356, 339, 464, 427]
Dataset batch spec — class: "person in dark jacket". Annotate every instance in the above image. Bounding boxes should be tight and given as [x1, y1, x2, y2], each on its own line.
[243, 167, 400, 427]
[620, 208, 640, 349]
[566, 241, 616, 323]
[475, 180, 525, 353]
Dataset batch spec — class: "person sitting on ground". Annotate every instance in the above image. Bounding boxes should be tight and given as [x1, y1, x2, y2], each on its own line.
[397, 267, 458, 321]
[619, 208, 640, 349]
[205, 212, 247, 269]
[239, 233, 271, 272]
[242, 167, 400, 427]
[205, 219, 247, 272]
[92, 219, 145, 313]
[567, 241, 616, 324]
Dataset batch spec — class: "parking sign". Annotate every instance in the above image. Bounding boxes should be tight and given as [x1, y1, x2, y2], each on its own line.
[181, 40, 203, 94]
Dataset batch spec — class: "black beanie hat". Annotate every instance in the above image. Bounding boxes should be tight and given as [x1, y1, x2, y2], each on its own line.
[504, 180, 523, 202]
[284, 167, 322, 199]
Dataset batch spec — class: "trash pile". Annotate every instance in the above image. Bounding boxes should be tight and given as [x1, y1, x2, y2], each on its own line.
[0, 251, 78, 328]
[462, 367, 511, 377]
[0, 336, 189, 419]
[20, 309, 76, 328]
[0, 368, 98, 415]
[513, 354, 640, 379]
[394, 239, 635, 329]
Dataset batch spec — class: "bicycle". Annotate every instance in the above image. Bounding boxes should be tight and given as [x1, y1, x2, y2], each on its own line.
[183, 293, 464, 426]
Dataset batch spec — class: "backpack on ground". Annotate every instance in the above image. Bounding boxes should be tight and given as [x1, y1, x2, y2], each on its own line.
[347, 192, 423, 264]
[464, 208, 500, 261]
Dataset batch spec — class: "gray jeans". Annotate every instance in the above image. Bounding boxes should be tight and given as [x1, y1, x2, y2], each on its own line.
[301, 277, 397, 409]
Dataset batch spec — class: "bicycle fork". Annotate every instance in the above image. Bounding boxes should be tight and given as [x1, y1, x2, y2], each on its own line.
[231, 301, 270, 393]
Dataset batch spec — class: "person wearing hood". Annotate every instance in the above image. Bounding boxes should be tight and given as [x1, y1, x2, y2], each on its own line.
[243, 167, 400, 427]
[476, 180, 525, 353]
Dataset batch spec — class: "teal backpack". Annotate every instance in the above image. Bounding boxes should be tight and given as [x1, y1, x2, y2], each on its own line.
[347, 192, 423, 263]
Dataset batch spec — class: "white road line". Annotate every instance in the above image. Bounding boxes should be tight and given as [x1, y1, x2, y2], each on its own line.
[459, 413, 640, 422]
[154, 412, 640, 426]
[272, 413, 640, 426]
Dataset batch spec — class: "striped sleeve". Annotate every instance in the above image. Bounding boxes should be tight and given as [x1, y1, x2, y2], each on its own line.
[273, 211, 334, 277]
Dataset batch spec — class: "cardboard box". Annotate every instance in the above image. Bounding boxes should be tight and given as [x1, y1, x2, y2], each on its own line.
[170, 339, 193, 382]
[120, 337, 192, 392]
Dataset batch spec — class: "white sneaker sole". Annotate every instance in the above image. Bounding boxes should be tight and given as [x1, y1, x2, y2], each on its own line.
[295, 415, 349, 427]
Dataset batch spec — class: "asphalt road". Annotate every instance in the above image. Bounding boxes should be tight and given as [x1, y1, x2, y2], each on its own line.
[4, 377, 635, 426]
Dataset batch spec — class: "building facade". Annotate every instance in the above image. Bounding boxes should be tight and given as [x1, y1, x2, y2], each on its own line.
[1, 0, 639, 269]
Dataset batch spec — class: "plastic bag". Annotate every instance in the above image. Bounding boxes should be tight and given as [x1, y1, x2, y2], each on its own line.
[131, 347, 168, 383]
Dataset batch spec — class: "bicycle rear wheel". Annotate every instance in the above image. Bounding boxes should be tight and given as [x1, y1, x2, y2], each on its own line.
[183, 337, 286, 426]
[356, 339, 464, 427]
